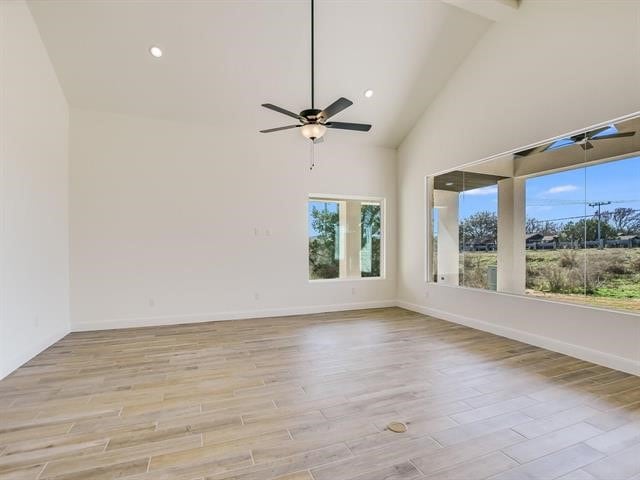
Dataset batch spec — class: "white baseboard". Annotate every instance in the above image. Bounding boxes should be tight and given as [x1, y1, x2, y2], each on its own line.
[72, 300, 397, 332]
[396, 300, 640, 376]
[0, 327, 70, 380]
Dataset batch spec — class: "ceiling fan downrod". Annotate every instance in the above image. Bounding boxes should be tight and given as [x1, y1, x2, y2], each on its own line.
[311, 0, 314, 110]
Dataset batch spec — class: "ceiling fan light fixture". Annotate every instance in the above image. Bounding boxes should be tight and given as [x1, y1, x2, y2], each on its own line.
[149, 46, 163, 58]
[301, 123, 326, 140]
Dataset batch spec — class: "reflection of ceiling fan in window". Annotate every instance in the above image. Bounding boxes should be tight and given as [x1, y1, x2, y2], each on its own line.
[516, 126, 636, 157]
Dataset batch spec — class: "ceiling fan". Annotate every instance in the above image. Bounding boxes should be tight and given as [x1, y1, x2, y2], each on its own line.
[516, 126, 636, 157]
[567, 127, 635, 151]
[259, 0, 371, 142]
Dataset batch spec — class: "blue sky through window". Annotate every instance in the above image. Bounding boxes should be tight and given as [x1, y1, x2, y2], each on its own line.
[592, 125, 618, 138]
[457, 155, 640, 224]
[526, 155, 640, 224]
[546, 138, 575, 151]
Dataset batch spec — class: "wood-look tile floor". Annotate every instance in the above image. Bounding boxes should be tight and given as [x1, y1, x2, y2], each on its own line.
[1, 307, 639, 480]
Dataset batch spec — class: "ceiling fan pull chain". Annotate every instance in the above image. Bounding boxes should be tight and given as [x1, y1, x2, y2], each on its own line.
[309, 141, 315, 170]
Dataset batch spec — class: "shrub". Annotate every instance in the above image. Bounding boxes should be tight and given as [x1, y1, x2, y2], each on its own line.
[605, 262, 630, 275]
[543, 264, 584, 294]
[544, 265, 570, 293]
[525, 254, 545, 264]
[526, 263, 544, 289]
[559, 250, 579, 268]
[461, 255, 489, 289]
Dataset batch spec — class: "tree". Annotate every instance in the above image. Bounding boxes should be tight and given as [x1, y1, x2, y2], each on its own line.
[560, 218, 616, 243]
[541, 220, 560, 236]
[526, 218, 542, 235]
[459, 211, 497, 246]
[308, 206, 339, 279]
[526, 217, 560, 235]
[361, 204, 381, 277]
[606, 208, 640, 234]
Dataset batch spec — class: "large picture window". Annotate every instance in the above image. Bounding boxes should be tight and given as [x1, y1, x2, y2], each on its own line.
[525, 155, 640, 312]
[308, 196, 383, 280]
[429, 114, 640, 314]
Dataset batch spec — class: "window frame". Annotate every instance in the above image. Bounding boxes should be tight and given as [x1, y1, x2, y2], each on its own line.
[308, 193, 386, 282]
[424, 111, 640, 317]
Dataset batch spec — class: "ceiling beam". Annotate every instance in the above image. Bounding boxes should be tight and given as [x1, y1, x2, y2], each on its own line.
[442, 0, 519, 22]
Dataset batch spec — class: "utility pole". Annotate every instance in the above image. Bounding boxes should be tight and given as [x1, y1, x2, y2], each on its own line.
[588, 201, 611, 248]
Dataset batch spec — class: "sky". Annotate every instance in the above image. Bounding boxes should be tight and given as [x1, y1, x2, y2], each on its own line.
[458, 154, 640, 225]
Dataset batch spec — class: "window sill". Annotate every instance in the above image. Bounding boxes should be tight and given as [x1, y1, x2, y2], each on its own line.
[426, 282, 640, 317]
[309, 276, 386, 283]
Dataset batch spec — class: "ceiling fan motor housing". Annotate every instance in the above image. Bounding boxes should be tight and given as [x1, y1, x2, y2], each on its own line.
[300, 109, 323, 123]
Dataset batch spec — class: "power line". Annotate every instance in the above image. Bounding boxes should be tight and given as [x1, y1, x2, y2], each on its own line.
[524, 208, 640, 224]
[528, 199, 639, 206]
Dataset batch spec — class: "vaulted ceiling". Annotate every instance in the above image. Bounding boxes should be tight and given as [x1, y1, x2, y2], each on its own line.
[28, 0, 492, 148]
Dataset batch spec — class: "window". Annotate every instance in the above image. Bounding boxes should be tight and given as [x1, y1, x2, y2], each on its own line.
[525, 155, 640, 313]
[431, 172, 500, 290]
[460, 182, 499, 290]
[429, 114, 640, 315]
[308, 196, 383, 280]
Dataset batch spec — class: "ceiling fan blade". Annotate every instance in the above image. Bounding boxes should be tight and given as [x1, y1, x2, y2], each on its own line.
[319, 97, 353, 121]
[584, 126, 611, 140]
[326, 121, 371, 132]
[259, 125, 301, 133]
[262, 104, 304, 121]
[591, 131, 636, 140]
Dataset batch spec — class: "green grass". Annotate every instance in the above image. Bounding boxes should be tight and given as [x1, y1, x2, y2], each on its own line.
[594, 280, 640, 299]
[459, 248, 640, 314]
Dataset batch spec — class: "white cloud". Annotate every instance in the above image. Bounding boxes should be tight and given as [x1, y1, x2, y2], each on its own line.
[464, 185, 498, 196]
[544, 184, 578, 195]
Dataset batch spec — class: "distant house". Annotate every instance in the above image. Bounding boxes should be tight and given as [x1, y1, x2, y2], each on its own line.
[541, 235, 560, 248]
[526, 233, 559, 249]
[609, 234, 640, 248]
[617, 234, 640, 241]
[461, 238, 497, 251]
[525, 233, 543, 244]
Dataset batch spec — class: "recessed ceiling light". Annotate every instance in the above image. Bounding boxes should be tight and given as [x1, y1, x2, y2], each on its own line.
[364, 89, 374, 98]
[149, 46, 163, 58]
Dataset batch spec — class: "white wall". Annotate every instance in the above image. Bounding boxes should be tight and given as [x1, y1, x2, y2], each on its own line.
[398, 0, 640, 374]
[4, 0, 638, 380]
[0, 1, 70, 379]
[70, 109, 396, 330]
